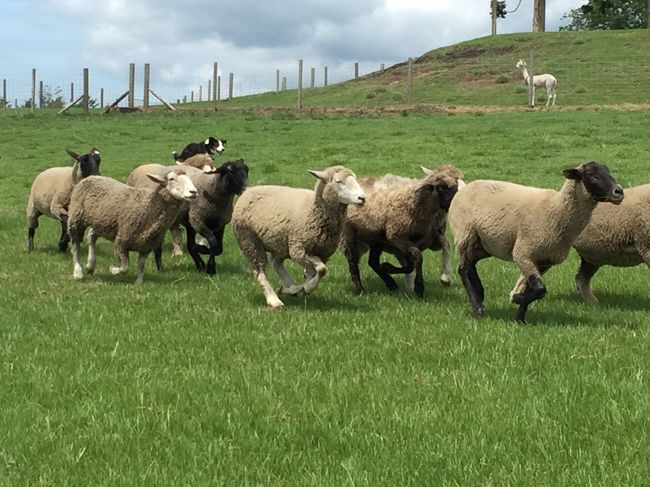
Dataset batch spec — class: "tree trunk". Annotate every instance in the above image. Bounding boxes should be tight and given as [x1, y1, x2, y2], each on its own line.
[533, 0, 546, 32]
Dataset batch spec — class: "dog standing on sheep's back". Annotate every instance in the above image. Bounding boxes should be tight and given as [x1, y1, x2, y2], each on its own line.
[172, 137, 226, 162]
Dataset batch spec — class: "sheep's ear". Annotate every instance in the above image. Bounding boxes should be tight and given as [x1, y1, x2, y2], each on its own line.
[90, 147, 100, 155]
[66, 149, 79, 160]
[416, 183, 436, 194]
[563, 168, 582, 181]
[146, 173, 167, 186]
[308, 170, 328, 181]
[420, 166, 433, 175]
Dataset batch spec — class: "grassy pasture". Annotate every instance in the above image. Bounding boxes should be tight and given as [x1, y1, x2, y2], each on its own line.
[1, 108, 650, 485]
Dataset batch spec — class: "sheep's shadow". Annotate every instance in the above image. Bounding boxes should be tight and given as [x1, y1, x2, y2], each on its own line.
[555, 290, 650, 313]
[247, 292, 373, 312]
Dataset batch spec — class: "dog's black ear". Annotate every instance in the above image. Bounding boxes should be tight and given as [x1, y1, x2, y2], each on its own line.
[563, 168, 582, 180]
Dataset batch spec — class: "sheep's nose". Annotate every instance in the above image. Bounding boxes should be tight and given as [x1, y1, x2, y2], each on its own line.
[611, 185, 624, 203]
[357, 195, 366, 205]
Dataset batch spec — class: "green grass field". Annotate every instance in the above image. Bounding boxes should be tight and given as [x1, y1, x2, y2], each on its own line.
[1, 106, 649, 485]
[0, 110, 650, 486]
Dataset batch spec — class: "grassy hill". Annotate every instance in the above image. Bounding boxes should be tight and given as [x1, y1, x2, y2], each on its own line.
[203, 29, 650, 110]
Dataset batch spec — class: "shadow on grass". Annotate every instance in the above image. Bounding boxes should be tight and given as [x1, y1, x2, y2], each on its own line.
[555, 289, 650, 313]
[246, 291, 373, 313]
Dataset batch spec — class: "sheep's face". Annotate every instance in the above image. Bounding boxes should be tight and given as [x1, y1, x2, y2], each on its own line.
[68, 147, 101, 178]
[564, 161, 624, 205]
[310, 167, 366, 206]
[219, 159, 249, 195]
[417, 174, 460, 211]
[149, 171, 198, 201]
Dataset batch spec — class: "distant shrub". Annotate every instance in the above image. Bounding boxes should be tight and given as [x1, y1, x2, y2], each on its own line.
[576, 87, 587, 93]
[366, 92, 376, 99]
[515, 86, 528, 94]
[496, 75, 509, 84]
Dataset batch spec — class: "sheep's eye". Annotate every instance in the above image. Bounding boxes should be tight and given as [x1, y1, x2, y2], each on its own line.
[335, 179, 343, 184]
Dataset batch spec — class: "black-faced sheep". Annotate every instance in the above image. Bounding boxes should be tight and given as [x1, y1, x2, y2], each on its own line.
[232, 166, 365, 308]
[67, 169, 198, 284]
[572, 183, 650, 302]
[26, 148, 101, 252]
[448, 161, 624, 324]
[340, 164, 463, 297]
[172, 137, 226, 162]
[126, 159, 249, 274]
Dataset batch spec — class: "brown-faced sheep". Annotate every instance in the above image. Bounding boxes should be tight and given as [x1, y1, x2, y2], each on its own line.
[67, 169, 197, 284]
[448, 161, 624, 324]
[26, 148, 101, 252]
[232, 166, 365, 308]
[572, 183, 650, 302]
[340, 164, 463, 297]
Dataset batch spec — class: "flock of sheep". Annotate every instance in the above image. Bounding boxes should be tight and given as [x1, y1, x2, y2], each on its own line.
[26, 137, 648, 324]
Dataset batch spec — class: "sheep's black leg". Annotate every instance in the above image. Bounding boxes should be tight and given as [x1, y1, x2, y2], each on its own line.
[512, 276, 547, 324]
[459, 263, 485, 316]
[368, 245, 398, 292]
[185, 225, 206, 272]
[575, 257, 600, 303]
[342, 234, 364, 296]
[27, 227, 36, 252]
[154, 246, 163, 271]
[195, 225, 224, 256]
[58, 219, 69, 252]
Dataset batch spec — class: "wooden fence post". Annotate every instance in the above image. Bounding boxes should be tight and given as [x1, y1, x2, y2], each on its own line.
[128, 63, 135, 108]
[199, 85, 202, 102]
[2, 79, 6, 109]
[191, 91, 194, 103]
[31, 69, 36, 111]
[208, 80, 211, 101]
[324, 66, 328, 87]
[100, 88, 104, 108]
[70, 82, 74, 103]
[39, 80, 44, 108]
[380, 63, 385, 71]
[310, 67, 315, 88]
[143, 63, 150, 109]
[354, 62, 359, 79]
[213, 63, 218, 103]
[217, 76, 221, 101]
[228, 73, 234, 100]
[407, 57, 413, 103]
[298, 59, 303, 109]
[282, 77, 287, 91]
[82, 68, 89, 114]
[276, 69, 280, 93]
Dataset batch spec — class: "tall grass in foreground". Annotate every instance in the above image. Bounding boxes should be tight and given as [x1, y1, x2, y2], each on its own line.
[0, 109, 649, 485]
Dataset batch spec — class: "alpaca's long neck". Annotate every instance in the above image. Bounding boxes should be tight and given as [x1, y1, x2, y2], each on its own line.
[519, 66, 530, 84]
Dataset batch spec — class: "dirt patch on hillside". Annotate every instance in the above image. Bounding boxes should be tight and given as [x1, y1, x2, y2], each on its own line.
[205, 103, 650, 118]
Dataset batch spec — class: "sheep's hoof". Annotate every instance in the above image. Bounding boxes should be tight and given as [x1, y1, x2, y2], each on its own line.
[73, 273, 84, 281]
[170, 249, 183, 258]
[85, 267, 95, 274]
[354, 288, 365, 297]
[511, 292, 525, 305]
[472, 305, 486, 316]
[206, 264, 216, 275]
[267, 298, 284, 309]
[279, 285, 302, 296]
[109, 266, 123, 275]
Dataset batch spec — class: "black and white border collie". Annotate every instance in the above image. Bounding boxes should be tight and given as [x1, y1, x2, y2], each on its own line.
[172, 137, 226, 162]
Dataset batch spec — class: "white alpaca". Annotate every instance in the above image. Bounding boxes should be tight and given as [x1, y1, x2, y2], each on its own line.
[515, 59, 557, 107]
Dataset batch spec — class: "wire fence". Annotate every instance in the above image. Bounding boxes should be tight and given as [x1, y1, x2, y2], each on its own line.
[2, 53, 649, 111]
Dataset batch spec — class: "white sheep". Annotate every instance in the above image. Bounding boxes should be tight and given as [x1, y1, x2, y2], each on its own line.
[341, 164, 464, 297]
[67, 169, 198, 284]
[26, 148, 101, 252]
[448, 161, 624, 324]
[572, 183, 650, 303]
[232, 165, 366, 308]
[515, 59, 557, 108]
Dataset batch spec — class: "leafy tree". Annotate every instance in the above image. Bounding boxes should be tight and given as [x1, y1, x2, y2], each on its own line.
[560, 0, 648, 30]
[496, 1, 507, 18]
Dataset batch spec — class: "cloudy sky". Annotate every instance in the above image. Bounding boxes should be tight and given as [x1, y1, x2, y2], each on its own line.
[1, 0, 584, 104]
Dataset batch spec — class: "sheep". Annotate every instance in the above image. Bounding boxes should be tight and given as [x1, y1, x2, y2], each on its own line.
[126, 159, 249, 273]
[448, 161, 624, 324]
[340, 164, 464, 297]
[515, 59, 557, 108]
[172, 137, 226, 162]
[67, 169, 198, 284]
[175, 153, 218, 174]
[26, 148, 101, 252]
[572, 183, 650, 303]
[232, 165, 366, 308]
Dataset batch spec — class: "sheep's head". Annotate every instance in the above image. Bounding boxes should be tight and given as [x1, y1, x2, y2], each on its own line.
[421, 164, 465, 191]
[148, 169, 198, 201]
[309, 165, 366, 206]
[417, 172, 463, 211]
[67, 147, 101, 178]
[218, 159, 249, 195]
[563, 161, 624, 205]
